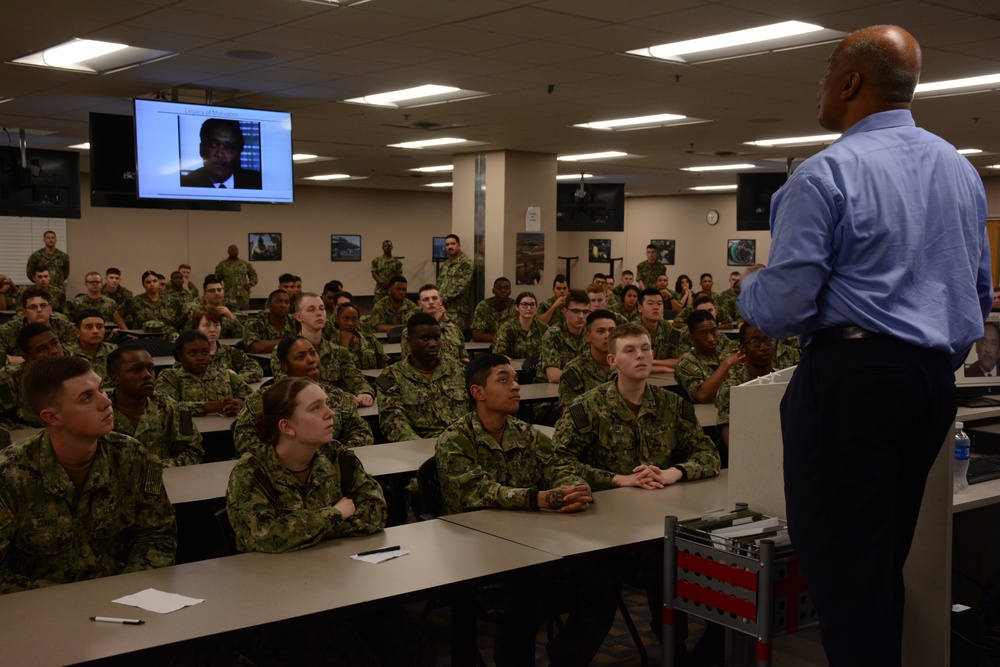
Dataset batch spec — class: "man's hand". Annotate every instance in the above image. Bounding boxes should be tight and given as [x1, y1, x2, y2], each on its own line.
[355, 393, 374, 408]
[334, 496, 356, 520]
[612, 464, 682, 489]
[539, 485, 593, 513]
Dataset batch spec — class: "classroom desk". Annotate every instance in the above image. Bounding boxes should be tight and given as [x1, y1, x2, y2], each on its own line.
[192, 414, 236, 433]
[119, 329, 167, 338]
[353, 438, 435, 477]
[440, 472, 728, 558]
[0, 520, 559, 667]
[517, 382, 560, 403]
[381, 341, 492, 357]
[647, 372, 677, 387]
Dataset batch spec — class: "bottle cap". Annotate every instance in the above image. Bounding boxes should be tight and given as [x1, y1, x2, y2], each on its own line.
[956, 421, 964, 430]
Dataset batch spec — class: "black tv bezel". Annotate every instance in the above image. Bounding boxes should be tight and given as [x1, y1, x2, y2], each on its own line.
[0, 146, 81, 219]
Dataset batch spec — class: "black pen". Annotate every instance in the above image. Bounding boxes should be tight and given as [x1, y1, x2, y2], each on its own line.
[357, 545, 401, 557]
[90, 616, 145, 625]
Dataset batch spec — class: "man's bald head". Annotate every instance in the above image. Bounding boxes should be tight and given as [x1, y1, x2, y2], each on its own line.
[819, 25, 921, 132]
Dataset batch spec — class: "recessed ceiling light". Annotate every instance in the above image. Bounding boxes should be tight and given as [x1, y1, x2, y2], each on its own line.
[409, 165, 454, 173]
[914, 73, 1000, 98]
[626, 21, 846, 65]
[425, 182, 453, 188]
[303, 174, 353, 181]
[682, 164, 756, 172]
[68, 142, 90, 150]
[689, 185, 738, 191]
[745, 134, 840, 147]
[557, 151, 629, 162]
[986, 164, 1000, 169]
[957, 148, 982, 155]
[346, 84, 490, 109]
[574, 113, 709, 131]
[388, 137, 467, 149]
[293, 154, 319, 161]
[10, 38, 174, 74]
[556, 173, 594, 180]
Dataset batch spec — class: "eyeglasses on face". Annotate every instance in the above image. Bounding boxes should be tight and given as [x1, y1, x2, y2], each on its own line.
[745, 337, 776, 348]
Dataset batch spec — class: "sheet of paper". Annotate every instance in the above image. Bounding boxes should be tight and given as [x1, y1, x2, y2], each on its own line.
[113, 588, 205, 614]
[350, 549, 409, 564]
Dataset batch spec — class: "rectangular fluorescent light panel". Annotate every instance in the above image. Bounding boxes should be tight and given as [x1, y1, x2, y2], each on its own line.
[345, 84, 490, 108]
[690, 185, 738, 191]
[11, 38, 174, 73]
[627, 21, 846, 64]
[303, 174, 353, 181]
[558, 151, 628, 162]
[957, 149, 982, 155]
[682, 164, 756, 172]
[574, 113, 708, 131]
[409, 165, 454, 173]
[914, 74, 1000, 97]
[425, 182, 453, 188]
[556, 174, 594, 180]
[388, 138, 467, 149]
[745, 134, 840, 147]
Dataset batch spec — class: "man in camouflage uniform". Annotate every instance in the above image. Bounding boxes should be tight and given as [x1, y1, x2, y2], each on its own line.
[377, 313, 468, 442]
[637, 288, 687, 373]
[108, 345, 204, 467]
[25, 230, 69, 290]
[0, 288, 76, 358]
[369, 276, 420, 333]
[180, 275, 243, 337]
[370, 239, 403, 302]
[66, 272, 127, 329]
[436, 353, 619, 667]
[214, 244, 258, 310]
[101, 268, 133, 310]
[0, 324, 66, 429]
[470, 277, 515, 343]
[437, 233, 473, 327]
[715, 271, 743, 328]
[30, 267, 65, 313]
[163, 270, 199, 312]
[585, 282, 627, 325]
[537, 274, 569, 327]
[243, 289, 296, 353]
[0, 355, 176, 594]
[64, 309, 117, 383]
[635, 244, 666, 290]
[558, 310, 616, 408]
[399, 285, 468, 362]
[675, 310, 741, 404]
[536, 290, 591, 384]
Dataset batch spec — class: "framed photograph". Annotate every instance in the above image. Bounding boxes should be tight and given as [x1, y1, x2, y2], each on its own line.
[589, 239, 611, 263]
[432, 236, 448, 260]
[651, 239, 675, 265]
[728, 239, 756, 266]
[248, 233, 281, 261]
[331, 235, 361, 262]
[515, 232, 544, 285]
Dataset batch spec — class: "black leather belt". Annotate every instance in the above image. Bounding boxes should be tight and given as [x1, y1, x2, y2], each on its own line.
[810, 326, 892, 345]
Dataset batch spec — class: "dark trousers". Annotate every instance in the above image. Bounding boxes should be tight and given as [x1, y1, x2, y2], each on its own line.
[780, 336, 955, 667]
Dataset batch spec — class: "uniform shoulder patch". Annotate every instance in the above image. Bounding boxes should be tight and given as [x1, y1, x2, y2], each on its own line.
[375, 371, 395, 393]
[681, 399, 696, 423]
[569, 402, 590, 430]
[142, 462, 163, 497]
[180, 409, 194, 436]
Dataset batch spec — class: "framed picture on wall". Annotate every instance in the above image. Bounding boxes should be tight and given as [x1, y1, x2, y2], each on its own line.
[651, 239, 675, 265]
[331, 235, 361, 262]
[249, 233, 281, 261]
[432, 236, 448, 260]
[589, 239, 611, 262]
[728, 239, 756, 266]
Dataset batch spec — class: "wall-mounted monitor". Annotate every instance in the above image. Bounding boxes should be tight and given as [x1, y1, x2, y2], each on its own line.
[737, 172, 787, 231]
[0, 147, 81, 218]
[556, 183, 625, 232]
[133, 99, 294, 204]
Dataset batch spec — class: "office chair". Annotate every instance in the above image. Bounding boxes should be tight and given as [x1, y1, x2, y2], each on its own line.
[134, 336, 176, 358]
[386, 326, 404, 343]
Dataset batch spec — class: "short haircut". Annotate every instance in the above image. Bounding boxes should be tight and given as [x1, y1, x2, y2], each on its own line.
[621, 284, 640, 299]
[417, 284, 439, 298]
[336, 291, 353, 302]
[106, 268, 121, 276]
[739, 323, 765, 345]
[84, 271, 102, 281]
[465, 353, 512, 395]
[586, 309, 616, 328]
[200, 118, 244, 151]
[406, 312, 439, 332]
[255, 376, 316, 447]
[203, 274, 222, 290]
[178, 263, 191, 271]
[73, 308, 104, 328]
[445, 233, 460, 244]
[17, 322, 54, 352]
[493, 276, 511, 288]
[170, 271, 183, 280]
[278, 273, 295, 284]
[336, 301, 359, 317]
[693, 295, 715, 308]
[20, 286, 49, 308]
[275, 335, 308, 366]
[553, 274, 568, 286]
[191, 306, 222, 327]
[730, 271, 740, 278]
[22, 356, 93, 417]
[621, 270, 634, 277]
[268, 289, 289, 303]
[387, 275, 407, 288]
[292, 275, 301, 282]
[700, 273, 713, 281]
[172, 330, 209, 361]
[985, 321, 1000, 338]
[44, 230, 56, 237]
[585, 281, 605, 295]
[323, 280, 343, 293]
[32, 267, 50, 277]
[141, 270, 157, 284]
[687, 309, 717, 330]
[566, 290, 590, 307]
[293, 292, 322, 313]
[638, 287, 662, 303]
[608, 322, 650, 354]
[646, 244, 658, 251]
[840, 29, 920, 103]
[591, 272, 606, 281]
[107, 342, 147, 376]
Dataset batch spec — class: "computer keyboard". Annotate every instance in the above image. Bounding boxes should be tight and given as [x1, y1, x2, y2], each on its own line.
[968, 455, 1000, 485]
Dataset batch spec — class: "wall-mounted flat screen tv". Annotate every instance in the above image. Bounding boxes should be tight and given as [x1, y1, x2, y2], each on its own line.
[134, 99, 293, 204]
[556, 183, 625, 232]
[0, 147, 81, 218]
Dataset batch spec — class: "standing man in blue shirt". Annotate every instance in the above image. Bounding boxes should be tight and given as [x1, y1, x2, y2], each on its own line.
[738, 25, 991, 667]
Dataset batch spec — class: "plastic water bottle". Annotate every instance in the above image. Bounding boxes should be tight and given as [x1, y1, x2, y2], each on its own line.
[954, 422, 970, 495]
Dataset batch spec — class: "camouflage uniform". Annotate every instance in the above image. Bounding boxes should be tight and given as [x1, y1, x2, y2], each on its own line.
[234, 380, 373, 458]
[0, 363, 41, 429]
[25, 248, 70, 287]
[213, 257, 258, 309]
[376, 356, 469, 442]
[471, 298, 516, 336]
[715, 288, 742, 325]
[184, 283, 200, 300]
[66, 294, 120, 323]
[102, 285, 134, 310]
[775, 338, 801, 368]
[42, 285, 66, 314]
[646, 319, 689, 362]
[368, 296, 420, 331]
[207, 344, 263, 384]
[558, 353, 614, 407]
[340, 329, 389, 370]
[538, 296, 566, 327]
[163, 288, 199, 316]
[400, 320, 468, 362]
[491, 318, 548, 359]
[550, 383, 721, 491]
[64, 341, 117, 384]
[635, 260, 666, 288]
[111, 392, 204, 467]
[0, 430, 176, 594]
[178, 300, 245, 337]
[674, 337, 739, 402]
[535, 321, 587, 383]
[121, 294, 181, 334]
[0, 313, 76, 356]
[370, 255, 402, 301]
[241, 312, 296, 349]
[436, 413, 581, 516]
[270, 338, 373, 398]
[714, 364, 752, 428]
[226, 444, 386, 553]
[153, 364, 251, 416]
[611, 303, 642, 323]
[437, 254, 474, 326]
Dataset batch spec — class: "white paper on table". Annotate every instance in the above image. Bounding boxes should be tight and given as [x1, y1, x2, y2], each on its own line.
[113, 588, 205, 614]
[350, 549, 409, 564]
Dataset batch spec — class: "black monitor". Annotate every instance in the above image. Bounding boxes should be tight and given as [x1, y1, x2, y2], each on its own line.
[0, 147, 80, 218]
[556, 183, 625, 232]
[737, 172, 787, 231]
